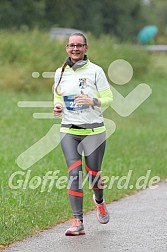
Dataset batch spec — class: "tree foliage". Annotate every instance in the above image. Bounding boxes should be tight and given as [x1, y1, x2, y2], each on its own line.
[0, 0, 166, 40]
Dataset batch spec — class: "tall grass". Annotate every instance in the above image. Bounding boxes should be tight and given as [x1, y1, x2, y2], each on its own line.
[0, 29, 150, 91]
[0, 29, 66, 91]
[0, 30, 167, 246]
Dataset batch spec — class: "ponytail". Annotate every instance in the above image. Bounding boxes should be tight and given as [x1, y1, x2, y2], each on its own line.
[55, 60, 67, 95]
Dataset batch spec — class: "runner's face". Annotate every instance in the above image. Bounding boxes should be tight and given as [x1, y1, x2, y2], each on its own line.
[66, 35, 88, 63]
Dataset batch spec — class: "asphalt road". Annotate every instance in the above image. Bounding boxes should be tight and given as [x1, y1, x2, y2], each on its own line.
[4, 180, 167, 252]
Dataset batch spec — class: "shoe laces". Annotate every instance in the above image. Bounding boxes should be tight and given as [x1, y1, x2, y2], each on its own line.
[71, 219, 81, 228]
[97, 203, 106, 216]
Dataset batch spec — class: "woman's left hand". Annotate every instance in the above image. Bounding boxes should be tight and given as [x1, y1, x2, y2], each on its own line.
[75, 91, 93, 106]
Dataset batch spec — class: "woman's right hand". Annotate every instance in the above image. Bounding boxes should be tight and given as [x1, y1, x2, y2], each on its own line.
[53, 103, 63, 117]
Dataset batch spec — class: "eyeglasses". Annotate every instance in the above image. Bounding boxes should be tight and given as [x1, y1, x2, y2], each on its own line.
[66, 43, 87, 49]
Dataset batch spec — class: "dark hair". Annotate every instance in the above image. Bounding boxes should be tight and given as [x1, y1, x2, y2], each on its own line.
[55, 32, 87, 95]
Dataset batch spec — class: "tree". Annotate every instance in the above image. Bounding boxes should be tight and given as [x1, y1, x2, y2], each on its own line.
[0, 0, 166, 41]
[101, 0, 143, 40]
[0, 0, 45, 29]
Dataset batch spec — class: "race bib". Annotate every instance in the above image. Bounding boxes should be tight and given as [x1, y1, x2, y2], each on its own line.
[63, 95, 89, 111]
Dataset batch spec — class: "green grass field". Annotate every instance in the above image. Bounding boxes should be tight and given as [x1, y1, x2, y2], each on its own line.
[0, 31, 167, 246]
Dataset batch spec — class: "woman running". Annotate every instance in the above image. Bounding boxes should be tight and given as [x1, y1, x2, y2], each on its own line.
[54, 32, 113, 236]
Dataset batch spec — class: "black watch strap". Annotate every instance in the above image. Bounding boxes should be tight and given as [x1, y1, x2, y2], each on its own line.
[93, 98, 99, 106]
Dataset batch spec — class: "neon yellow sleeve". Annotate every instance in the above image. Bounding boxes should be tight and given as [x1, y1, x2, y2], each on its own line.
[54, 90, 63, 105]
[98, 88, 113, 107]
[54, 68, 63, 106]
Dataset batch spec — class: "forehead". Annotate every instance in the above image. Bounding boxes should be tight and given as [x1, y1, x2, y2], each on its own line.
[68, 35, 85, 43]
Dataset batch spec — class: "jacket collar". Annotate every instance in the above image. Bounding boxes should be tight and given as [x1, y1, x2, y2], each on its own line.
[66, 55, 88, 70]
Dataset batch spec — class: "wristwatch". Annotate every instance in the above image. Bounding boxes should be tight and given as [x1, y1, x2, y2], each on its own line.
[93, 98, 99, 106]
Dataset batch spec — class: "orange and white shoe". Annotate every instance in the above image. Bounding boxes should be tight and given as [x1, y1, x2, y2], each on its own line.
[65, 219, 85, 236]
[93, 195, 110, 224]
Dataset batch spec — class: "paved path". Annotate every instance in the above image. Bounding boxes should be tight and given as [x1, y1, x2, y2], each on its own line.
[4, 180, 167, 252]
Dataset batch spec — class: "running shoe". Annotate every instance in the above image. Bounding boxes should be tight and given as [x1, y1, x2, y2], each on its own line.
[93, 194, 110, 224]
[65, 219, 85, 236]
